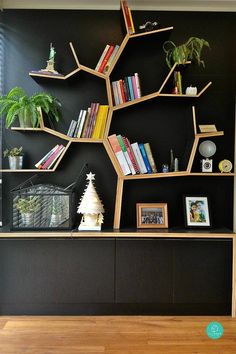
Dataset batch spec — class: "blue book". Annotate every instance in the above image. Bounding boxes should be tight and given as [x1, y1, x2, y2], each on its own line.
[127, 76, 135, 101]
[139, 143, 152, 174]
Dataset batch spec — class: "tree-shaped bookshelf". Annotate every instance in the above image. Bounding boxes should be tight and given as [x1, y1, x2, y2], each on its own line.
[4, 0, 234, 229]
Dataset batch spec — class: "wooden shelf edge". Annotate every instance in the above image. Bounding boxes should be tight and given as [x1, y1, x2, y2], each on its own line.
[190, 172, 235, 176]
[129, 26, 174, 38]
[79, 64, 106, 79]
[112, 91, 159, 110]
[0, 169, 53, 172]
[196, 131, 224, 138]
[123, 171, 188, 180]
[70, 138, 104, 143]
[29, 72, 65, 80]
[11, 127, 43, 131]
[0, 231, 234, 239]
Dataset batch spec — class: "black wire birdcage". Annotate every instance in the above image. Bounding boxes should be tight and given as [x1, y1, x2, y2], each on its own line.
[11, 164, 88, 231]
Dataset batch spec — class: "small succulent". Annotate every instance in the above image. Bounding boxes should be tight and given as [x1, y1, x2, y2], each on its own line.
[3, 146, 23, 157]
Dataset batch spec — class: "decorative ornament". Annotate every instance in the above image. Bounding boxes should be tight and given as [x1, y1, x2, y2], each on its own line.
[199, 140, 216, 172]
[77, 172, 104, 231]
[218, 159, 233, 173]
[41, 43, 59, 74]
[185, 85, 198, 96]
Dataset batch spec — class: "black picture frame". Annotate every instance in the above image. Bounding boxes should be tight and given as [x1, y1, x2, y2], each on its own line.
[183, 195, 212, 228]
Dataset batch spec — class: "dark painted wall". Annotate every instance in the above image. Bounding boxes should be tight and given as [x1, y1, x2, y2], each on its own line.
[1, 9, 235, 230]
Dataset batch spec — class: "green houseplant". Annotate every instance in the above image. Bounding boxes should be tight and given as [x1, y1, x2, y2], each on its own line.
[163, 37, 210, 69]
[0, 86, 61, 128]
[15, 196, 39, 226]
[3, 146, 24, 170]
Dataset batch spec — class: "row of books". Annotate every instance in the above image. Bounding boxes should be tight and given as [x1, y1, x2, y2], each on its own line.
[66, 104, 109, 139]
[108, 134, 157, 176]
[121, 0, 135, 35]
[35, 144, 65, 170]
[95, 44, 120, 74]
[112, 73, 141, 106]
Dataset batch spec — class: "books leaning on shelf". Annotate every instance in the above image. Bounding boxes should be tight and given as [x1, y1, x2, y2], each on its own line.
[66, 104, 109, 139]
[121, 0, 135, 34]
[95, 44, 120, 74]
[35, 144, 66, 170]
[108, 134, 157, 176]
[111, 73, 141, 106]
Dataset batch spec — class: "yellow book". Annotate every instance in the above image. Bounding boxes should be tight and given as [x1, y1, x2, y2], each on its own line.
[128, 8, 135, 34]
[99, 106, 109, 138]
[92, 105, 108, 139]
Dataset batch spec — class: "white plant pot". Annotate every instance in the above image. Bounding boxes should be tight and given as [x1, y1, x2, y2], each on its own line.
[8, 156, 23, 170]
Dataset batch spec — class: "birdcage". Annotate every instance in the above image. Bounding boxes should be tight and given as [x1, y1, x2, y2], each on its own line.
[11, 165, 88, 230]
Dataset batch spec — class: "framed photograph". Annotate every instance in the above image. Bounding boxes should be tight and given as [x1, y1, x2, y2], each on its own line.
[136, 203, 168, 229]
[183, 195, 211, 228]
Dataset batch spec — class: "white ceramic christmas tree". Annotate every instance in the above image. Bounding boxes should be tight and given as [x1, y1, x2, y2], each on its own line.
[77, 172, 104, 231]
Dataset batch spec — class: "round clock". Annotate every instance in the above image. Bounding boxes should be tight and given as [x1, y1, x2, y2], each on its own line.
[218, 159, 233, 173]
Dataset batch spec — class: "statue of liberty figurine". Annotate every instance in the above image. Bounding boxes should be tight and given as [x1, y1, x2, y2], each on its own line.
[41, 43, 59, 74]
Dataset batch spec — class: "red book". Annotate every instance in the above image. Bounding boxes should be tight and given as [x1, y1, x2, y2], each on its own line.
[122, 136, 140, 174]
[119, 80, 126, 103]
[98, 45, 115, 73]
[121, 1, 132, 34]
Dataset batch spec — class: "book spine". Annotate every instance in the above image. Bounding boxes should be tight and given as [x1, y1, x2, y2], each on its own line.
[134, 73, 141, 98]
[81, 108, 91, 138]
[131, 75, 139, 99]
[131, 142, 147, 174]
[119, 79, 126, 103]
[95, 44, 110, 71]
[139, 143, 152, 174]
[38, 145, 62, 169]
[73, 109, 84, 137]
[121, 1, 133, 34]
[177, 71, 182, 94]
[122, 136, 140, 174]
[112, 81, 119, 106]
[116, 81, 123, 105]
[99, 106, 109, 138]
[35, 144, 59, 168]
[98, 45, 115, 73]
[128, 7, 135, 33]
[103, 45, 120, 74]
[88, 103, 100, 138]
[77, 110, 87, 138]
[144, 142, 157, 173]
[124, 77, 131, 101]
[108, 134, 131, 175]
[43, 145, 65, 169]
[117, 135, 136, 174]
[84, 103, 96, 138]
[128, 76, 135, 100]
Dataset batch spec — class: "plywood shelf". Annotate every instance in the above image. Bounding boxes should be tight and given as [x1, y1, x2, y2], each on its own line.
[129, 26, 174, 38]
[123, 171, 188, 180]
[0, 169, 54, 173]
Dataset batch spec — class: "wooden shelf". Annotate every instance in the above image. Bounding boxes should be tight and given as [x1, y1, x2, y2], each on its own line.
[29, 72, 65, 79]
[129, 26, 174, 38]
[196, 131, 224, 138]
[112, 91, 159, 110]
[11, 127, 43, 131]
[0, 169, 54, 172]
[159, 82, 212, 97]
[190, 172, 235, 176]
[70, 138, 104, 143]
[123, 171, 188, 180]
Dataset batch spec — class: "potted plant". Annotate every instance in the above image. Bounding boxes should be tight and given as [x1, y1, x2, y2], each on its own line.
[163, 37, 210, 69]
[15, 196, 39, 226]
[0, 86, 61, 128]
[3, 146, 24, 170]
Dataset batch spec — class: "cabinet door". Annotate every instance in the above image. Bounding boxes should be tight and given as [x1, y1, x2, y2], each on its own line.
[0, 239, 115, 305]
[173, 239, 232, 304]
[115, 239, 173, 303]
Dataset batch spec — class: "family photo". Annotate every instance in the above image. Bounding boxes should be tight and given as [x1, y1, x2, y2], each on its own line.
[184, 196, 211, 227]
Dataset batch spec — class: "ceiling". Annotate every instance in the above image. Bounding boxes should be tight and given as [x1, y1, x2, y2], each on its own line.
[1, 0, 236, 11]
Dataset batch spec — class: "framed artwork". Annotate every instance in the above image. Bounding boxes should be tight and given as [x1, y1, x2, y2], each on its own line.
[183, 195, 211, 228]
[136, 203, 168, 229]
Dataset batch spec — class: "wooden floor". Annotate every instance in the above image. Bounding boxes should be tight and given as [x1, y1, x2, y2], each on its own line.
[0, 316, 236, 353]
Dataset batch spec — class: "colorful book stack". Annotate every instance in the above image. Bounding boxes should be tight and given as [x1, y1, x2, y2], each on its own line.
[108, 134, 157, 176]
[111, 73, 141, 106]
[172, 71, 182, 94]
[66, 104, 109, 139]
[121, 0, 135, 35]
[95, 44, 120, 74]
[35, 144, 66, 170]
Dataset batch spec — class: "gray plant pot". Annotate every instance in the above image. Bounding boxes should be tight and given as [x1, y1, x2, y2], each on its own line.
[8, 156, 23, 170]
[21, 212, 34, 226]
[18, 111, 33, 128]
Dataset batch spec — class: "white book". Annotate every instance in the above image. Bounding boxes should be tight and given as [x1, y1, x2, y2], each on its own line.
[73, 109, 84, 137]
[77, 110, 87, 138]
[112, 81, 119, 106]
[35, 144, 59, 168]
[95, 44, 110, 71]
[108, 134, 131, 176]
[131, 142, 147, 174]
[116, 81, 123, 105]
[117, 135, 136, 175]
[134, 73, 142, 98]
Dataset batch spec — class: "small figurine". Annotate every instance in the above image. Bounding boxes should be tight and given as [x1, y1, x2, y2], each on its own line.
[41, 43, 59, 74]
[139, 21, 159, 32]
[77, 172, 104, 231]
